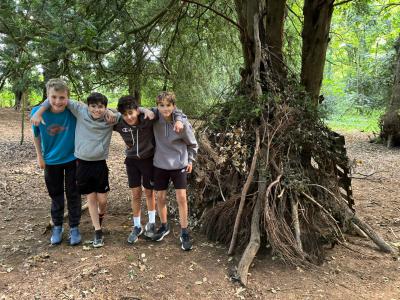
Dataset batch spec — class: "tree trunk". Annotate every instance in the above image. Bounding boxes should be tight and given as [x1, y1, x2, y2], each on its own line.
[14, 90, 23, 110]
[300, 0, 334, 106]
[265, 0, 287, 84]
[235, 0, 264, 98]
[380, 36, 400, 147]
[128, 41, 146, 104]
[389, 36, 400, 110]
[42, 61, 59, 101]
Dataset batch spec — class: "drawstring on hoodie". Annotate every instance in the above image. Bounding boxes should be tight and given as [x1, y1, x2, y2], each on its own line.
[129, 127, 140, 158]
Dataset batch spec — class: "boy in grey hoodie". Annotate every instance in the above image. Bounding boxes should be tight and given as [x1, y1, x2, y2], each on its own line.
[151, 91, 198, 251]
[32, 92, 118, 248]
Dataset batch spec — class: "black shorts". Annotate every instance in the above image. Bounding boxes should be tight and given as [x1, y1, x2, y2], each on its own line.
[76, 159, 110, 194]
[153, 167, 187, 191]
[125, 156, 154, 189]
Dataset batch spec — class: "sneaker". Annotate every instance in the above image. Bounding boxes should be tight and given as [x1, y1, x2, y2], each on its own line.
[127, 226, 143, 244]
[152, 224, 170, 242]
[93, 230, 104, 248]
[143, 222, 156, 239]
[180, 232, 193, 251]
[50, 225, 63, 245]
[69, 227, 81, 246]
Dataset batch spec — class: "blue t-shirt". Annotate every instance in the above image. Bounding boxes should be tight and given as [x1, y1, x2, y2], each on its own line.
[31, 106, 76, 165]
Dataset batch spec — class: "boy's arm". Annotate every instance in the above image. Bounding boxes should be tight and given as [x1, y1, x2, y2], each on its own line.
[66, 99, 86, 118]
[149, 107, 186, 132]
[32, 133, 45, 169]
[182, 123, 198, 173]
[30, 102, 51, 126]
[172, 108, 187, 133]
[104, 108, 121, 124]
[139, 107, 155, 120]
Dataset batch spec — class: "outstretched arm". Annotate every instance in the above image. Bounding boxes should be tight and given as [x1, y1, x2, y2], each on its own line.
[32, 134, 45, 169]
[182, 123, 198, 173]
[30, 104, 50, 126]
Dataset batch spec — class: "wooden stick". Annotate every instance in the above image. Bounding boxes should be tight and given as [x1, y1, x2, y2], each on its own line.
[291, 195, 303, 252]
[228, 128, 260, 255]
[350, 213, 395, 254]
[236, 193, 262, 286]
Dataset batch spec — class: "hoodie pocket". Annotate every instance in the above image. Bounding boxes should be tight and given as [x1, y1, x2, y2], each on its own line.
[78, 140, 105, 160]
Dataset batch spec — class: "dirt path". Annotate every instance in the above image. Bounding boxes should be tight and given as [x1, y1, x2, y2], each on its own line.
[0, 108, 399, 299]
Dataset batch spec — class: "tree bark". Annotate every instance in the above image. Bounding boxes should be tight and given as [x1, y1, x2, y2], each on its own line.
[265, 0, 287, 83]
[388, 36, 400, 111]
[300, 0, 334, 106]
[128, 41, 146, 104]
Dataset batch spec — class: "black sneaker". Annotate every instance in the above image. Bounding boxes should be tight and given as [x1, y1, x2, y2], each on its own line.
[152, 224, 170, 241]
[93, 230, 104, 248]
[180, 232, 193, 251]
[127, 226, 143, 244]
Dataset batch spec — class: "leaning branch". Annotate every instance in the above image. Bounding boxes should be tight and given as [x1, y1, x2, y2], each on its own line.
[228, 127, 260, 255]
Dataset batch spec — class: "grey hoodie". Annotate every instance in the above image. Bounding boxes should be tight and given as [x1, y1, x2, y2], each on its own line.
[68, 101, 117, 161]
[153, 113, 198, 170]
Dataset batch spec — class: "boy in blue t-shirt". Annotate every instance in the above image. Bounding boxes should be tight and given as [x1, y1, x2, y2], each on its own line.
[31, 78, 82, 246]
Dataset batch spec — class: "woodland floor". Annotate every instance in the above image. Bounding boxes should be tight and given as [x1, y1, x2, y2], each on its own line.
[0, 108, 400, 300]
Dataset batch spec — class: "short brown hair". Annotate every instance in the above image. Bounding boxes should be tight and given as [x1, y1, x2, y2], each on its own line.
[156, 91, 176, 105]
[46, 78, 69, 96]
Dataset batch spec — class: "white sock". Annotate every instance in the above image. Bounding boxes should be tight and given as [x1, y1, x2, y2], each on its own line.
[148, 210, 156, 224]
[133, 217, 141, 228]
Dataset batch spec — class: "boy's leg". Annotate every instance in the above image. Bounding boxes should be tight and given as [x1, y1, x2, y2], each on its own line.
[175, 189, 188, 228]
[156, 190, 168, 224]
[131, 187, 142, 221]
[65, 160, 82, 245]
[171, 168, 192, 251]
[127, 187, 144, 244]
[44, 164, 65, 227]
[144, 188, 156, 212]
[64, 160, 81, 228]
[87, 192, 101, 230]
[97, 192, 107, 218]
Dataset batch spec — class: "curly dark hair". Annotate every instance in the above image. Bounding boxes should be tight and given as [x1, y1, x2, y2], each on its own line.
[117, 95, 139, 113]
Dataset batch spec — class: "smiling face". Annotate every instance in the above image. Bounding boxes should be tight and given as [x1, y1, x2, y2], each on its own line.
[122, 108, 140, 126]
[48, 87, 68, 114]
[157, 99, 176, 121]
[88, 102, 106, 119]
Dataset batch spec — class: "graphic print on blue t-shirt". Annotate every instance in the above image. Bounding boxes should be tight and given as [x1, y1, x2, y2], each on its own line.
[47, 124, 67, 136]
[31, 106, 76, 165]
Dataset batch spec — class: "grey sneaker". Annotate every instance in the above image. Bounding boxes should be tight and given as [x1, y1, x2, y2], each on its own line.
[180, 232, 193, 251]
[127, 226, 143, 244]
[152, 224, 170, 242]
[93, 230, 104, 248]
[143, 222, 156, 239]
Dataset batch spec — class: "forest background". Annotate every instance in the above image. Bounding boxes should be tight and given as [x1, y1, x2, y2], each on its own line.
[0, 0, 399, 133]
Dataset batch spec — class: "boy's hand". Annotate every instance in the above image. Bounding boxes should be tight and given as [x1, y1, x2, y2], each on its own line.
[37, 157, 45, 169]
[105, 109, 117, 124]
[143, 109, 155, 120]
[174, 120, 184, 133]
[30, 114, 46, 126]
[186, 163, 193, 173]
